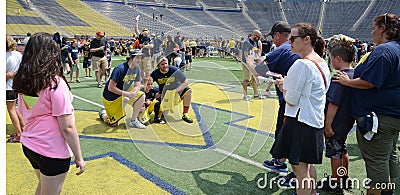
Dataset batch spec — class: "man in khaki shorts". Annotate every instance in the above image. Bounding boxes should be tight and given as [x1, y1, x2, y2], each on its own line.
[135, 15, 153, 87]
[241, 30, 262, 101]
[90, 30, 108, 88]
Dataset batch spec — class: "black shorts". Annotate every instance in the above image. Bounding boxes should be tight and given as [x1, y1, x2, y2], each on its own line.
[179, 87, 191, 99]
[271, 116, 324, 165]
[6, 90, 17, 101]
[22, 144, 71, 176]
[185, 56, 192, 63]
[325, 136, 348, 159]
[83, 58, 91, 68]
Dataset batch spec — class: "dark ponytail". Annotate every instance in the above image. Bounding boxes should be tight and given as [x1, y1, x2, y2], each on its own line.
[294, 23, 325, 57]
[374, 13, 400, 41]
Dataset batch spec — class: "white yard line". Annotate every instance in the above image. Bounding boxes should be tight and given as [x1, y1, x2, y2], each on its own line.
[73, 94, 104, 108]
[73, 87, 277, 173]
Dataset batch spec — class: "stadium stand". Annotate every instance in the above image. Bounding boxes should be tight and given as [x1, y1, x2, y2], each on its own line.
[29, 0, 133, 36]
[6, 0, 400, 41]
[282, 1, 322, 28]
[6, 0, 59, 35]
[322, 1, 371, 41]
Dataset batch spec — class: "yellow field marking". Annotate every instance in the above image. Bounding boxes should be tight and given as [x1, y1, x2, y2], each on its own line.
[190, 82, 279, 135]
[6, 143, 169, 194]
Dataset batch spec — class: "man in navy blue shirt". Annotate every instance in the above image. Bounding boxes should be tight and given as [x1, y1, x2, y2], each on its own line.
[244, 21, 301, 184]
[150, 57, 193, 123]
[100, 49, 146, 129]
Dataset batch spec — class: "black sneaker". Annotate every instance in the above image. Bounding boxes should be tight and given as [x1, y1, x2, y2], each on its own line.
[154, 117, 166, 124]
[182, 114, 193, 123]
[317, 175, 344, 194]
[263, 158, 288, 172]
[276, 172, 296, 188]
[341, 175, 352, 190]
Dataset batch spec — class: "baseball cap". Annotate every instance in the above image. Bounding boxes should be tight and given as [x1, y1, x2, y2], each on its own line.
[96, 30, 104, 37]
[266, 21, 291, 36]
[128, 49, 143, 58]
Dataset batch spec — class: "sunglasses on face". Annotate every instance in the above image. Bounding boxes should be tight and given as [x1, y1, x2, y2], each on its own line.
[289, 35, 303, 42]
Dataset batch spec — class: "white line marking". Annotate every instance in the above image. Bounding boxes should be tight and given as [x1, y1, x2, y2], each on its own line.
[73, 94, 104, 108]
[213, 147, 281, 174]
[72, 84, 279, 173]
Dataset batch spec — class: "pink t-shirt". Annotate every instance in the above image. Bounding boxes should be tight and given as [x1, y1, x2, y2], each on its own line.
[18, 77, 74, 159]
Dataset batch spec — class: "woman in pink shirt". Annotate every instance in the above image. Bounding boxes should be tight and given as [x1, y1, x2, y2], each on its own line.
[13, 32, 85, 194]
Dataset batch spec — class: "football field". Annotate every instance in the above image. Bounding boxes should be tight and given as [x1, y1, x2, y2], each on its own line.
[6, 56, 399, 194]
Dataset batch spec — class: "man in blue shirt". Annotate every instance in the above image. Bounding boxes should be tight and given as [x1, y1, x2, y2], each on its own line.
[150, 56, 193, 123]
[244, 21, 301, 184]
[99, 49, 146, 129]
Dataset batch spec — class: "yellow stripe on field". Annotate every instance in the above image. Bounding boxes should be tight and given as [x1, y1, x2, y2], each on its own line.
[190, 82, 279, 135]
[6, 143, 169, 194]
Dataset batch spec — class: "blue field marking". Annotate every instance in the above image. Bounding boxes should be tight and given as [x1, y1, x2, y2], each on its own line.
[191, 103, 215, 148]
[70, 152, 186, 195]
[76, 100, 275, 150]
[79, 135, 210, 149]
[191, 103, 276, 138]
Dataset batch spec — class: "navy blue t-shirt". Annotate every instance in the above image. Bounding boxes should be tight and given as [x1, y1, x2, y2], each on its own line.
[103, 62, 141, 101]
[255, 41, 300, 104]
[352, 41, 400, 118]
[325, 69, 355, 139]
[68, 46, 79, 60]
[150, 66, 186, 94]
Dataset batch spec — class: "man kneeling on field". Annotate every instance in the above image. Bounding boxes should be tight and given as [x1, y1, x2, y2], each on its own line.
[99, 49, 146, 128]
[150, 56, 193, 123]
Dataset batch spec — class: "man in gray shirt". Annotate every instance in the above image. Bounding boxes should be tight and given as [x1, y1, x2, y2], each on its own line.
[241, 30, 262, 101]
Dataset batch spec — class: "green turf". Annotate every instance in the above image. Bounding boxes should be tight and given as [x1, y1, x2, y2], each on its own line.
[36, 56, 400, 194]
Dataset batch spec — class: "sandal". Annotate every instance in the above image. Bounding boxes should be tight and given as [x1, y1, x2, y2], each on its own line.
[76, 79, 81, 83]
[98, 83, 103, 88]
[70, 80, 74, 83]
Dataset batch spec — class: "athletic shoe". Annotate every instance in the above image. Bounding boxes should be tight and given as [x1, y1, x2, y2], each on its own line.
[182, 114, 193, 123]
[7, 135, 20, 143]
[154, 117, 166, 124]
[317, 175, 344, 194]
[243, 95, 252, 101]
[99, 108, 106, 119]
[263, 158, 288, 172]
[253, 95, 266, 99]
[276, 172, 297, 188]
[129, 118, 146, 129]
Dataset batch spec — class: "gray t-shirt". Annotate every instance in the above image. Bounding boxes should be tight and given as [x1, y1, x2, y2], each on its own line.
[152, 38, 163, 54]
[241, 38, 256, 63]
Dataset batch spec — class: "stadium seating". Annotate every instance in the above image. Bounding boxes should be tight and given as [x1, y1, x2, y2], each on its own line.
[5, 0, 400, 41]
[29, 0, 133, 36]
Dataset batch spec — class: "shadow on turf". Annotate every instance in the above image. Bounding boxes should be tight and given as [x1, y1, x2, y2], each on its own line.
[191, 170, 296, 194]
[81, 119, 127, 134]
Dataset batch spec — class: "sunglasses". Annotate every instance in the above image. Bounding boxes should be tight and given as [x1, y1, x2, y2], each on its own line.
[383, 13, 388, 24]
[289, 35, 304, 42]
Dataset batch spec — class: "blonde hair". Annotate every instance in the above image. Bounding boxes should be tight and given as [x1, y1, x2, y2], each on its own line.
[6, 34, 16, 52]
[157, 56, 168, 66]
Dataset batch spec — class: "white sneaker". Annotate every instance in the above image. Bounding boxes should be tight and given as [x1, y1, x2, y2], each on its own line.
[129, 118, 146, 129]
[242, 95, 252, 101]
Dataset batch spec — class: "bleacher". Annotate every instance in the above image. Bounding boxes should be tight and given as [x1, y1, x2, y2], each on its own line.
[29, 0, 133, 36]
[5, 0, 400, 41]
[6, 0, 59, 35]
[245, 1, 283, 34]
[322, 1, 371, 40]
[282, 1, 322, 27]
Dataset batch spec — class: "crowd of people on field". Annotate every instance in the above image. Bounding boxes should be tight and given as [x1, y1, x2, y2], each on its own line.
[5, 12, 400, 195]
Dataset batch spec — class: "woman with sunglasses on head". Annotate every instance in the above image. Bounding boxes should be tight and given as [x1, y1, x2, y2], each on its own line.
[334, 13, 400, 195]
[271, 23, 330, 195]
[13, 32, 85, 194]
